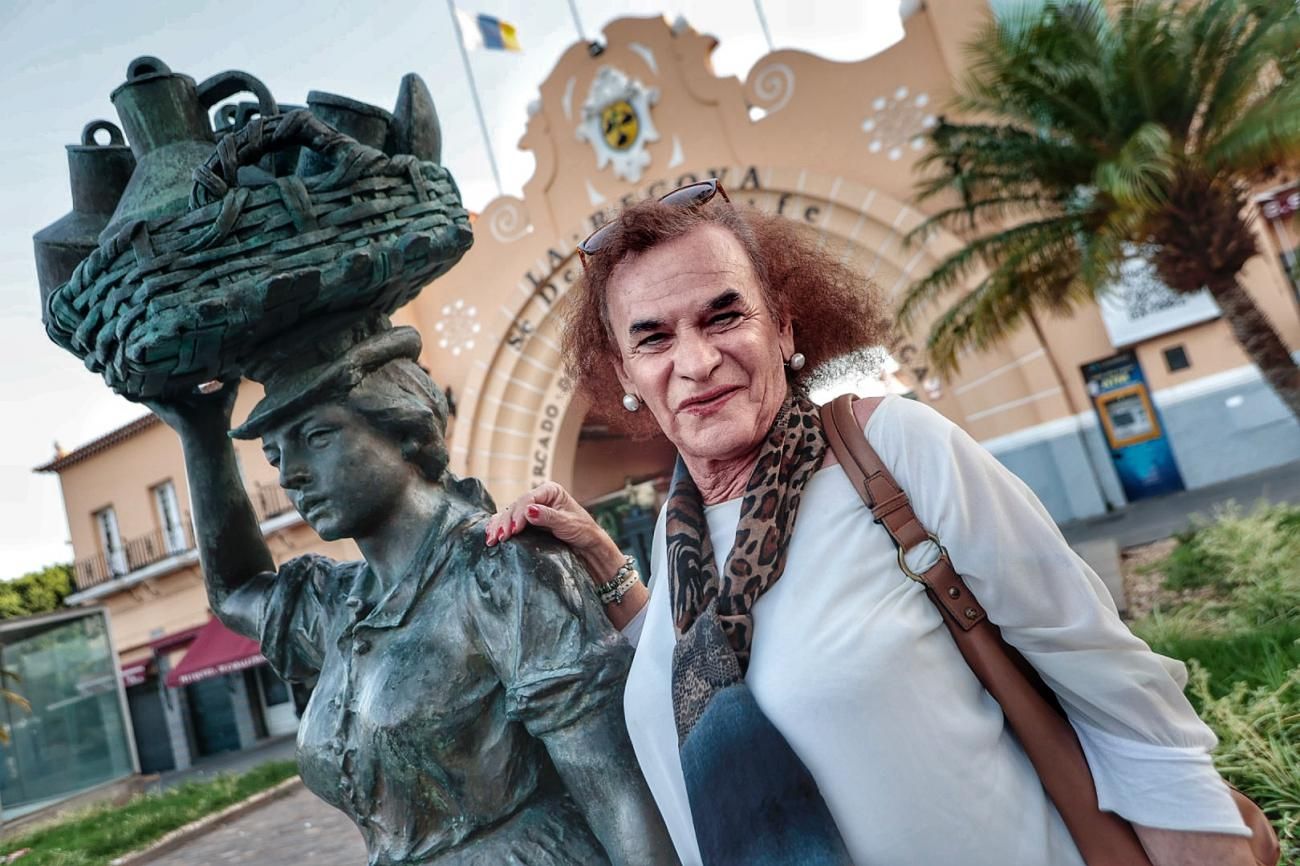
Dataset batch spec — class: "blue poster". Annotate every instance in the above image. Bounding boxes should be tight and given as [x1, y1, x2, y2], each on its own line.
[1082, 352, 1185, 501]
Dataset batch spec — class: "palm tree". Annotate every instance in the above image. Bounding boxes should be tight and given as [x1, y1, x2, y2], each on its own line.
[0, 667, 30, 745]
[900, 0, 1300, 421]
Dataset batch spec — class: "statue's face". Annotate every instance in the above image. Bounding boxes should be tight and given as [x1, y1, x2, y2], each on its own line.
[261, 402, 416, 541]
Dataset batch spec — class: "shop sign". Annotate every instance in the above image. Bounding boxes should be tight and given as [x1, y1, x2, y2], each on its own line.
[1259, 184, 1300, 221]
[1097, 252, 1219, 348]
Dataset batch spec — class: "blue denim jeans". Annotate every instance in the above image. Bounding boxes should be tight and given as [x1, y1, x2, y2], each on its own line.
[679, 683, 853, 865]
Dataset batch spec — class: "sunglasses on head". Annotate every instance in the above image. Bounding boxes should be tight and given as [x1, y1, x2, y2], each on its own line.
[576, 178, 731, 268]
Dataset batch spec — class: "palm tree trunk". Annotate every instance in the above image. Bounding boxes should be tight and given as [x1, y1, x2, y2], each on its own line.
[1206, 278, 1300, 421]
[1025, 311, 1119, 512]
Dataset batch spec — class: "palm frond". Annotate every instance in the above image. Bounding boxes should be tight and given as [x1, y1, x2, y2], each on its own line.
[1076, 209, 1142, 293]
[905, 0, 1300, 393]
[957, 2, 1113, 141]
[1203, 79, 1300, 176]
[897, 214, 1085, 330]
[1094, 122, 1176, 211]
[904, 193, 1063, 247]
[1197, 0, 1300, 145]
[921, 238, 1086, 377]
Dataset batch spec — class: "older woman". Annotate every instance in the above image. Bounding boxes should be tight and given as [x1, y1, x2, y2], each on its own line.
[485, 181, 1259, 865]
[147, 314, 675, 865]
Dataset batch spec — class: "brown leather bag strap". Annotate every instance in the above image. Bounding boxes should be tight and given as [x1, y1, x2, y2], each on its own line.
[822, 395, 988, 631]
[820, 394, 1158, 866]
[824, 394, 931, 552]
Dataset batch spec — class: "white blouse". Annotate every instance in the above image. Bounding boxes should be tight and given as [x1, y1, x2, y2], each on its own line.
[621, 395, 1247, 866]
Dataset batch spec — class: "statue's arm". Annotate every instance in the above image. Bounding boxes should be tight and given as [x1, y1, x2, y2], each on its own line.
[539, 702, 679, 866]
[149, 383, 274, 638]
[471, 538, 678, 865]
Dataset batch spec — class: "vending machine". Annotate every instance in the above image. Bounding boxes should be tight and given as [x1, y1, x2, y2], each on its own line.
[1082, 351, 1185, 501]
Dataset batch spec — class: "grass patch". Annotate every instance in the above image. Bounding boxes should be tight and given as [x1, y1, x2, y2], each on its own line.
[1130, 502, 1300, 862]
[1143, 502, 1300, 628]
[1141, 624, 1300, 702]
[0, 760, 297, 866]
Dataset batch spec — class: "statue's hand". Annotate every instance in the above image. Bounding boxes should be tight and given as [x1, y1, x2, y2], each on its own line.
[144, 380, 240, 438]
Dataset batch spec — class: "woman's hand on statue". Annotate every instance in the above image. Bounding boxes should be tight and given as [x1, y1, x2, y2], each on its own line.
[144, 380, 240, 438]
[485, 482, 626, 574]
[486, 480, 606, 548]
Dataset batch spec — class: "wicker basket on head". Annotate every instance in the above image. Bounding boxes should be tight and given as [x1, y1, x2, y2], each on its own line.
[44, 109, 473, 400]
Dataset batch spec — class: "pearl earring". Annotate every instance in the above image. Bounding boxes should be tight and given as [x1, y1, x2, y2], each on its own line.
[788, 352, 806, 372]
[622, 393, 641, 412]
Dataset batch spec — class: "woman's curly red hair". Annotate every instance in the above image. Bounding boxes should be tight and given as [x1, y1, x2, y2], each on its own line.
[563, 195, 893, 436]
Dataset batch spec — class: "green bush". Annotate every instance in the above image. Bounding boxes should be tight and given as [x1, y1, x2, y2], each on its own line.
[1152, 502, 1300, 628]
[1185, 663, 1300, 862]
[1143, 626, 1300, 702]
[1156, 526, 1228, 591]
[0, 760, 297, 866]
[1130, 500, 1300, 860]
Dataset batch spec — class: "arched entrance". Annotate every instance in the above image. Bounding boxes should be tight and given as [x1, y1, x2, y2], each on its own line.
[448, 164, 966, 508]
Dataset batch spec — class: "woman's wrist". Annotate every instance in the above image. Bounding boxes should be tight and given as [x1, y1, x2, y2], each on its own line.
[580, 536, 632, 585]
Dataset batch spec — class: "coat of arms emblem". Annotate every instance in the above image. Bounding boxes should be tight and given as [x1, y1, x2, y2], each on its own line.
[576, 66, 660, 183]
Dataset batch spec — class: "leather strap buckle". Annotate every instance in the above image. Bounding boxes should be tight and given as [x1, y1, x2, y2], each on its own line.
[896, 532, 945, 583]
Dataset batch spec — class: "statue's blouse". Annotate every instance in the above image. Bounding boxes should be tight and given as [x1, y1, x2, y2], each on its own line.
[247, 498, 630, 865]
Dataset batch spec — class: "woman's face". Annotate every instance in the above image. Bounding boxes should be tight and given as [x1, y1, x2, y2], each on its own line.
[262, 402, 417, 541]
[606, 224, 793, 467]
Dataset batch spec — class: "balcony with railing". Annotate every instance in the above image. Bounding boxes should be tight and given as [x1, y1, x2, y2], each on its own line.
[71, 482, 303, 594]
[74, 516, 196, 592]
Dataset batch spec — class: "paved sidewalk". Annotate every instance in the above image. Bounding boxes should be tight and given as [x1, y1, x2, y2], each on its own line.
[148, 784, 365, 866]
[155, 735, 298, 792]
[1060, 459, 1300, 549]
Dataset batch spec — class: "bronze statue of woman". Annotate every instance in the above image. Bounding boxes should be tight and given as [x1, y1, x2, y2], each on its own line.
[148, 313, 675, 865]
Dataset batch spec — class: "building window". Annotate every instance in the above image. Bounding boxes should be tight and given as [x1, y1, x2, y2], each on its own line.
[152, 480, 186, 554]
[1163, 345, 1191, 372]
[94, 506, 127, 576]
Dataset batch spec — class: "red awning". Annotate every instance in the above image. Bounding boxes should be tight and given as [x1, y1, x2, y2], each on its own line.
[165, 618, 266, 688]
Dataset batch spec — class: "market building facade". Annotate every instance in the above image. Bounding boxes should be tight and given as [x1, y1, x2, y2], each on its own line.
[37, 2, 1300, 768]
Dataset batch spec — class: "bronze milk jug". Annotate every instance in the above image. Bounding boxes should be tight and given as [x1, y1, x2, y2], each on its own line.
[102, 56, 215, 240]
[32, 120, 136, 314]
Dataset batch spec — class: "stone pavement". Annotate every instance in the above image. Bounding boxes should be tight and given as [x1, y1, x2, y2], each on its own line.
[148, 784, 366, 866]
[156, 735, 298, 792]
[1060, 458, 1300, 549]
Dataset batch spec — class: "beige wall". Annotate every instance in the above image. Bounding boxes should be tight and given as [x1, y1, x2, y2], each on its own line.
[58, 384, 287, 566]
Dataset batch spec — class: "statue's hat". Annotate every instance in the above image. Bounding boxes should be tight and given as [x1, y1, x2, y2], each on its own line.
[230, 313, 422, 440]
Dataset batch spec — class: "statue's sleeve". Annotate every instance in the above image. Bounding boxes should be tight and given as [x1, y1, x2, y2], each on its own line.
[256, 553, 339, 683]
[467, 536, 633, 736]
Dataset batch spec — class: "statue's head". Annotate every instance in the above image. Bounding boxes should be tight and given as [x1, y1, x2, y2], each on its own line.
[231, 314, 450, 540]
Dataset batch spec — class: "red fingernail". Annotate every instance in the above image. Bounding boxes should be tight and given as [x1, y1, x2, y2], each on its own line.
[497, 527, 505, 540]
[526, 505, 539, 519]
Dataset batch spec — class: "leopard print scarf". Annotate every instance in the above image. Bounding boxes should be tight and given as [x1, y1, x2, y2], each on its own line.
[667, 393, 827, 733]
[665, 394, 851, 864]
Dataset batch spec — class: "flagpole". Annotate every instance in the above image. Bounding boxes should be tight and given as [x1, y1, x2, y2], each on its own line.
[566, 0, 586, 42]
[447, 0, 504, 198]
[752, 0, 774, 52]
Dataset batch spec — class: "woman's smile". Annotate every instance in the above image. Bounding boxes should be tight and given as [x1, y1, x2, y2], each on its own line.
[678, 386, 741, 416]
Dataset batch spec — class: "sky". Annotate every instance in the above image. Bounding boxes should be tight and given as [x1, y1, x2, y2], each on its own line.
[0, 0, 909, 579]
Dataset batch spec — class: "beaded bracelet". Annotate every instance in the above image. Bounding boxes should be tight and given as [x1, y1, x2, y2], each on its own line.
[596, 555, 640, 606]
